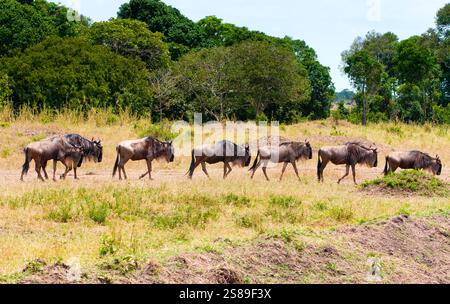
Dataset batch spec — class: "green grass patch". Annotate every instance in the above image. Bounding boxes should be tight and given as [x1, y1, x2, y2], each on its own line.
[362, 170, 449, 196]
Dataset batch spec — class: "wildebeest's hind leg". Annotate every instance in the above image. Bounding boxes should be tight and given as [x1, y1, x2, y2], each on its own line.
[201, 162, 211, 179]
[262, 160, 270, 181]
[279, 162, 289, 181]
[118, 157, 130, 180]
[338, 165, 350, 184]
[250, 160, 263, 179]
[318, 158, 329, 183]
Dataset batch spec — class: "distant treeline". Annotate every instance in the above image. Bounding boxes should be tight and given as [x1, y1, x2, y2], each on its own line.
[0, 0, 448, 124]
[0, 0, 334, 123]
[340, 4, 450, 125]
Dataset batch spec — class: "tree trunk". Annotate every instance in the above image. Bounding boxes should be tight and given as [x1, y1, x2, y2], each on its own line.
[362, 85, 367, 126]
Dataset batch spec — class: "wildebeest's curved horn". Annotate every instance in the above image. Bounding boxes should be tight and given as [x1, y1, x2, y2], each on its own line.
[436, 155, 440, 160]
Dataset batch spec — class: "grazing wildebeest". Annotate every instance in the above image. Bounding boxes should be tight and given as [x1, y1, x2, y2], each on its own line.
[41, 134, 103, 179]
[20, 136, 84, 182]
[113, 137, 174, 180]
[249, 141, 313, 181]
[317, 142, 378, 184]
[384, 151, 442, 176]
[187, 140, 251, 179]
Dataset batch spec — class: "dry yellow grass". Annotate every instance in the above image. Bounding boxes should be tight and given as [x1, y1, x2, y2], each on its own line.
[0, 109, 448, 282]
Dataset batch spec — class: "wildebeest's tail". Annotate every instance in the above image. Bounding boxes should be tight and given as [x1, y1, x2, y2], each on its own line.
[112, 147, 120, 178]
[186, 149, 196, 178]
[383, 156, 389, 176]
[21, 148, 30, 176]
[248, 151, 260, 172]
[317, 150, 322, 181]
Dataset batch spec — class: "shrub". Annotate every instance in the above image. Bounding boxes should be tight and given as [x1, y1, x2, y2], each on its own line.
[48, 201, 75, 223]
[328, 206, 354, 222]
[87, 201, 110, 224]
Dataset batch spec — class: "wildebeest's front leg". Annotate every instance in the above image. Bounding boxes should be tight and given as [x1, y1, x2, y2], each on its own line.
[279, 162, 289, 181]
[146, 159, 154, 180]
[73, 164, 78, 180]
[52, 160, 57, 181]
[351, 165, 357, 185]
[338, 165, 350, 184]
[35, 160, 45, 182]
[223, 162, 232, 179]
[201, 162, 211, 179]
[41, 161, 49, 180]
[291, 161, 300, 181]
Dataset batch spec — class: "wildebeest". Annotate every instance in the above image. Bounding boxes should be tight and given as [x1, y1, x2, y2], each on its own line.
[187, 140, 251, 179]
[317, 142, 378, 184]
[64, 134, 103, 166]
[249, 141, 313, 181]
[20, 136, 84, 182]
[384, 151, 442, 176]
[41, 134, 103, 179]
[113, 137, 174, 180]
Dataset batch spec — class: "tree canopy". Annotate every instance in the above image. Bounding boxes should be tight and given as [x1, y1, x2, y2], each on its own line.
[0, 0, 335, 124]
[341, 4, 450, 124]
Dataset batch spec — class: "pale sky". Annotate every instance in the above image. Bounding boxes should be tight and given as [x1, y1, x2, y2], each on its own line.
[51, 0, 448, 91]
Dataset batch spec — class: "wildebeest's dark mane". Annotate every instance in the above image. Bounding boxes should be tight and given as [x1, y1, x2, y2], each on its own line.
[346, 141, 373, 151]
[280, 141, 308, 147]
[410, 150, 434, 160]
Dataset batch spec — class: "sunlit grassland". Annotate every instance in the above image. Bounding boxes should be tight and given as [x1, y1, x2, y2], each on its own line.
[0, 107, 449, 278]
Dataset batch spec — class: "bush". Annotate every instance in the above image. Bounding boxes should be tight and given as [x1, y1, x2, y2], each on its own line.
[134, 119, 178, 140]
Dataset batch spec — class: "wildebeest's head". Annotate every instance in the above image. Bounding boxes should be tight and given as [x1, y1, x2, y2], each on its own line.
[164, 141, 175, 163]
[368, 148, 378, 167]
[305, 141, 313, 159]
[244, 144, 251, 167]
[91, 138, 103, 163]
[431, 155, 442, 175]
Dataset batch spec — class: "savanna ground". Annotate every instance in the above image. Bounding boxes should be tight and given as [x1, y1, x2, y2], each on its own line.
[0, 108, 449, 284]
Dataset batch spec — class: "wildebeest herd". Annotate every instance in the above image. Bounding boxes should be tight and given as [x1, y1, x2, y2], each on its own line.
[20, 134, 443, 184]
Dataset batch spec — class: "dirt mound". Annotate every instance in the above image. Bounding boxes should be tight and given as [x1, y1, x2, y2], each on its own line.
[21, 262, 80, 284]
[342, 215, 450, 283]
[361, 170, 449, 197]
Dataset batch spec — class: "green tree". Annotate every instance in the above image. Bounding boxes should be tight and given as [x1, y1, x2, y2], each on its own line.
[172, 46, 232, 120]
[228, 41, 311, 119]
[342, 49, 384, 125]
[436, 3, 450, 38]
[283, 38, 335, 119]
[0, 74, 12, 106]
[1, 36, 152, 113]
[88, 18, 170, 70]
[118, 0, 206, 59]
[0, 0, 88, 56]
[394, 36, 441, 120]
